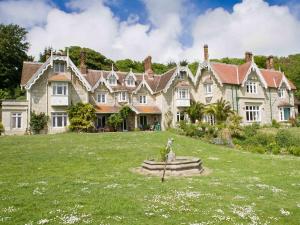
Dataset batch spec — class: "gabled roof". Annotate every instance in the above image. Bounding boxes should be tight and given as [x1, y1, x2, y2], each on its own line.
[21, 62, 43, 86]
[48, 74, 70, 82]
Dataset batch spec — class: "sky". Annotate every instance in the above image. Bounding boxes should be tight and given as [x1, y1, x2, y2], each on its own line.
[0, 0, 300, 62]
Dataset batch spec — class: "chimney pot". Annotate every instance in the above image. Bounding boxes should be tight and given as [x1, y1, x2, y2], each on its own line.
[144, 56, 153, 78]
[204, 44, 209, 61]
[80, 50, 87, 74]
[266, 55, 274, 70]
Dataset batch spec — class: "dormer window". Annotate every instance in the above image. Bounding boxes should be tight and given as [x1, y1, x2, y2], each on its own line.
[108, 74, 117, 86]
[246, 81, 257, 94]
[126, 76, 135, 86]
[178, 71, 186, 79]
[278, 88, 284, 98]
[118, 92, 127, 102]
[54, 62, 65, 73]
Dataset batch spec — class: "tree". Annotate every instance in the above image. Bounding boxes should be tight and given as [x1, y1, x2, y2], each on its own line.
[205, 98, 233, 124]
[185, 101, 205, 123]
[29, 111, 49, 134]
[119, 106, 132, 120]
[67, 103, 96, 132]
[0, 24, 30, 98]
[107, 114, 123, 131]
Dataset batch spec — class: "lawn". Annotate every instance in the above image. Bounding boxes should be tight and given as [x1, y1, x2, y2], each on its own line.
[0, 132, 299, 225]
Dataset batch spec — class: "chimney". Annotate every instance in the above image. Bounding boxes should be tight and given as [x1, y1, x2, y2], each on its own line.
[80, 50, 87, 74]
[204, 44, 209, 61]
[245, 51, 253, 62]
[266, 55, 274, 70]
[143, 56, 153, 78]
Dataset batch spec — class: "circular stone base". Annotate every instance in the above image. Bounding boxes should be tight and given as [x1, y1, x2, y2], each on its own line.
[131, 167, 211, 177]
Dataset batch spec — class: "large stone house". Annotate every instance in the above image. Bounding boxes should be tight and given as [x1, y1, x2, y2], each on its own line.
[1, 45, 297, 135]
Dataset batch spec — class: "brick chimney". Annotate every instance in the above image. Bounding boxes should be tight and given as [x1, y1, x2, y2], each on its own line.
[80, 50, 87, 74]
[204, 44, 209, 61]
[245, 51, 253, 62]
[266, 55, 274, 70]
[144, 56, 154, 78]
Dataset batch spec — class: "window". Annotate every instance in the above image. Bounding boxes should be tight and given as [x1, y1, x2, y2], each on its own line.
[139, 95, 147, 104]
[97, 92, 106, 103]
[11, 113, 22, 128]
[177, 88, 189, 99]
[246, 81, 257, 94]
[279, 107, 291, 121]
[176, 111, 188, 122]
[52, 83, 68, 95]
[245, 105, 260, 122]
[205, 84, 212, 95]
[278, 89, 284, 98]
[126, 76, 135, 86]
[53, 62, 65, 73]
[118, 92, 127, 102]
[108, 75, 117, 86]
[204, 114, 215, 125]
[52, 112, 67, 127]
[178, 71, 186, 79]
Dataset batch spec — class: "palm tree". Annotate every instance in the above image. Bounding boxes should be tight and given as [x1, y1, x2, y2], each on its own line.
[185, 101, 205, 123]
[204, 98, 233, 124]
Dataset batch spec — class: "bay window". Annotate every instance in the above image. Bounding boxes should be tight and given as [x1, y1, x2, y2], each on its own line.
[245, 105, 260, 122]
[52, 82, 68, 96]
[52, 112, 67, 127]
[177, 88, 189, 99]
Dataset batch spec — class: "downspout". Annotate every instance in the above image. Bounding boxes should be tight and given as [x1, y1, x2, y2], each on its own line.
[235, 86, 239, 114]
[269, 89, 273, 121]
[231, 85, 234, 111]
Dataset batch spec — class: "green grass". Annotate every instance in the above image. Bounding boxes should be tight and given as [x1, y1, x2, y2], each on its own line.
[0, 131, 299, 225]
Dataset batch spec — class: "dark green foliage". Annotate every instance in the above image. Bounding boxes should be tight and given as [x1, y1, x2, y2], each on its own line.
[107, 114, 123, 131]
[0, 24, 30, 98]
[289, 146, 300, 156]
[180, 60, 188, 66]
[272, 119, 280, 128]
[29, 111, 49, 134]
[0, 122, 4, 135]
[119, 106, 132, 120]
[205, 98, 233, 123]
[211, 57, 245, 65]
[115, 59, 143, 73]
[251, 146, 266, 154]
[160, 147, 170, 162]
[67, 103, 96, 132]
[185, 101, 205, 123]
[188, 62, 198, 76]
[275, 129, 293, 149]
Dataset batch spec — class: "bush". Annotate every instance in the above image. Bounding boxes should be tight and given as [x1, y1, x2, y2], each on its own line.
[0, 122, 4, 135]
[243, 123, 259, 138]
[272, 119, 280, 128]
[289, 146, 300, 156]
[30, 111, 49, 134]
[267, 142, 281, 154]
[251, 146, 266, 154]
[275, 129, 293, 149]
[68, 103, 96, 132]
[107, 114, 123, 131]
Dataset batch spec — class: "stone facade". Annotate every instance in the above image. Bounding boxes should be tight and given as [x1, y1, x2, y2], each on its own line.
[1, 47, 297, 135]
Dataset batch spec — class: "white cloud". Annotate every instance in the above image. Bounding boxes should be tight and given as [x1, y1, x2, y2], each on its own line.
[0, 0, 53, 28]
[0, 0, 300, 63]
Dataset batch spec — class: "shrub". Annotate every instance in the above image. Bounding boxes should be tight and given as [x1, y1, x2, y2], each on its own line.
[68, 103, 96, 132]
[107, 114, 123, 131]
[267, 142, 281, 154]
[0, 122, 4, 135]
[30, 111, 49, 134]
[275, 129, 293, 149]
[243, 123, 260, 138]
[289, 146, 300, 156]
[272, 119, 280, 128]
[251, 146, 266, 154]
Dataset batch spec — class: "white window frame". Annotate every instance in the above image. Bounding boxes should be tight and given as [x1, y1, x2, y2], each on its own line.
[52, 82, 68, 96]
[245, 105, 261, 122]
[278, 88, 285, 98]
[126, 76, 135, 87]
[246, 81, 257, 94]
[279, 107, 291, 121]
[204, 114, 215, 125]
[11, 112, 22, 129]
[177, 88, 189, 100]
[139, 95, 147, 104]
[53, 62, 65, 73]
[205, 83, 212, 95]
[118, 92, 127, 102]
[52, 112, 67, 128]
[97, 92, 107, 103]
[108, 74, 117, 86]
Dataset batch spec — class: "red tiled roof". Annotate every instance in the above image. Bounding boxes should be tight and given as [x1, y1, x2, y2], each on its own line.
[210, 62, 239, 84]
[95, 105, 120, 114]
[131, 105, 161, 114]
[48, 74, 70, 82]
[21, 62, 43, 86]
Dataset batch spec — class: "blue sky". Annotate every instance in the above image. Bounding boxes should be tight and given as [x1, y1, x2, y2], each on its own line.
[0, 0, 299, 62]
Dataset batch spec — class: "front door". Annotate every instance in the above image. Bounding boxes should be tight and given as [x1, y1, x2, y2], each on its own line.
[97, 115, 106, 128]
[122, 119, 128, 131]
[283, 107, 291, 121]
[139, 115, 147, 129]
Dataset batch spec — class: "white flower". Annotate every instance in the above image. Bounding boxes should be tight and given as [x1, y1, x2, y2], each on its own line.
[37, 219, 49, 224]
[280, 208, 290, 216]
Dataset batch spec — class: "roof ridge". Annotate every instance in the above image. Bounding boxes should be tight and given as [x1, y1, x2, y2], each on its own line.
[24, 61, 43, 64]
